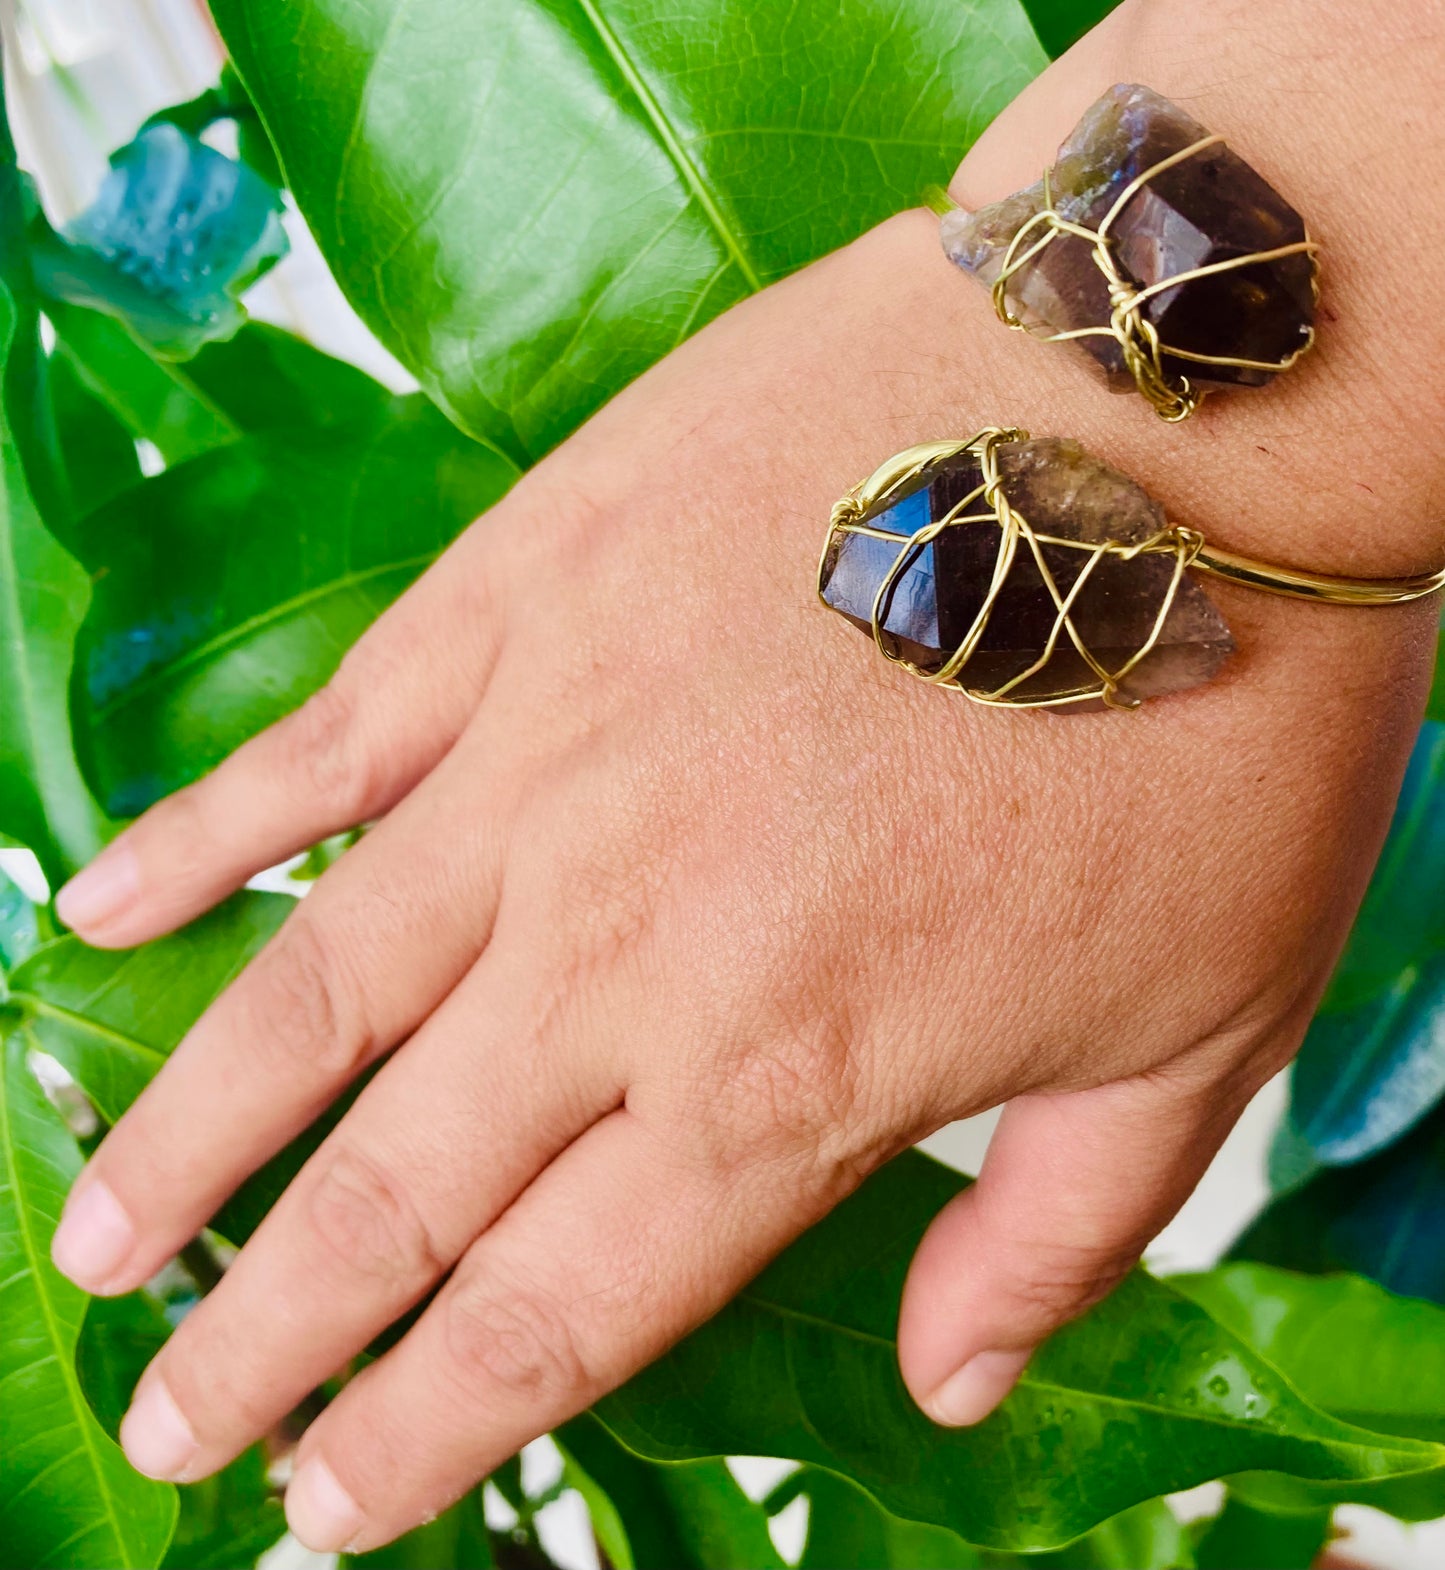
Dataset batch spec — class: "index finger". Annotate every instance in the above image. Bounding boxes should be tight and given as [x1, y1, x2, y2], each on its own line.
[56, 526, 505, 950]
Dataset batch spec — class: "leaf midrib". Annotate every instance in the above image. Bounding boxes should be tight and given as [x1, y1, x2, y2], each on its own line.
[19, 995, 167, 1066]
[570, 0, 763, 294]
[0, 1031, 132, 1566]
[739, 1292, 1442, 1466]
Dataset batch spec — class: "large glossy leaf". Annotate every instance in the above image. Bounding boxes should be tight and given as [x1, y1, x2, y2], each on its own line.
[1235, 1106, 1445, 1305]
[1273, 723, 1445, 1186]
[558, 1415, 783, 1570]
[594, 1153, 1441, 1551]
[32, 126, 287, 359]
[73, 396, 516, 816]
[347, 1491, 494, 1569]
[213, 0, 1045, 464]
[1175, 1264, 1445, 1521]
[0, 113, 107, 885]
[0, 1038, 176, 1568]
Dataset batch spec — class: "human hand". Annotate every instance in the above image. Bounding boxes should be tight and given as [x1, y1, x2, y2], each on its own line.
[49, 0, 1444, 1551]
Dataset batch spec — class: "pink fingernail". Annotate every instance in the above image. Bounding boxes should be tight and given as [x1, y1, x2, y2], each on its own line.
[286, 1457, 365, 1552]
[55, 844, 139, 934]
[923, 1348, 1032, 1427]
[121, 1379, 198, 1480]
[51, 1178, 134, 1292]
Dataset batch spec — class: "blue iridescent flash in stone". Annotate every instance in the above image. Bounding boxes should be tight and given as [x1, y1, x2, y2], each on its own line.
[820, 438, 1234, 706]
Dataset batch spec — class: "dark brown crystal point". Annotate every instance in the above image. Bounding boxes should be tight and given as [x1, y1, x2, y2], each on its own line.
[820, 437, 1233, 706]
[942, 84, 1316, 391]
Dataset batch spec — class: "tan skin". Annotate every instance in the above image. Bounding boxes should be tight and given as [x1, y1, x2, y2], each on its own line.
[49, 0, 1444, 1551]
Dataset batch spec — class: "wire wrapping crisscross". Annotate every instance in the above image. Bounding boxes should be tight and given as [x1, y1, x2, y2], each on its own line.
[820, 427, 1204, 710]
[984, 134, 1320, 421]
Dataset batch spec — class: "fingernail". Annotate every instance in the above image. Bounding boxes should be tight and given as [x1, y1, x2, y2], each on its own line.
[51, 1178, 134, 1292]
[286, 1457, 365, 1552]
[924, 1348, 1033, 1427]
[121, 1379, 198, 1480]
[55, 844, 138, 934]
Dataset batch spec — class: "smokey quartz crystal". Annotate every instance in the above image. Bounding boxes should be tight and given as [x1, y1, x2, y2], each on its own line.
[941, 84, 1316, 391]
[820, 437, 1233, 706]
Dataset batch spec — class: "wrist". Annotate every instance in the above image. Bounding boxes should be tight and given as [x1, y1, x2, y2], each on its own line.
[927, 0, 1443, 583]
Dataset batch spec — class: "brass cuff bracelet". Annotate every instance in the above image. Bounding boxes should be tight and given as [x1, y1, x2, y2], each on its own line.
[932, 84, 1320, 422]
[818, 428, 1444, 713]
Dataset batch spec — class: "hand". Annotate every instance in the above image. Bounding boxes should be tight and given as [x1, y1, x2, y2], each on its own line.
[49, 0, 1443, 1551]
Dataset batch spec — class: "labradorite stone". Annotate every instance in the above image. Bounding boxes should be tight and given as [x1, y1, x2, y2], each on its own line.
[941, 84, 1315, 391]
[820, 437, 1233, 705]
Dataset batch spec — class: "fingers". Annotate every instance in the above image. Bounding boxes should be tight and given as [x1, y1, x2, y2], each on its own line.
[278, 1114, 792, 1554]
[897, 1066, 1254, 1428]
[115, 943, 624, 1486]
[50, 721, 508, 1297]
[56, 528, 504, 948]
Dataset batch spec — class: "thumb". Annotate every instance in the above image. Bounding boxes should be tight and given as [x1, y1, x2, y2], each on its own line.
[897, 1067, 1251, 1427]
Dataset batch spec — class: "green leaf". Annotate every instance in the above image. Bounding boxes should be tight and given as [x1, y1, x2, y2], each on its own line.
[1001, 1499, 1195, 1569]
[48, 304, 238, 466]
[0, 1037, 176, 1568]
[160, 1447, 284, 1570]
[1192, 1490, 1329, 1570]
[1427, 611, 1445, 722]
[73, 1243, 282, 1570]
[0, 104, 108, 885]
[1237, 1089, 1445, 1305]
[5, 891, 362, 1250]
[768, 1466, 982, 1569]
[52, 307, 390, 471]
[33, 125, 288, 359]
[1273, 722, 1445, 1186]
[593, 1153, 1443, 1551]
[143, 66, 286, 191]
[557, 1414, 783, 1570]
[1174, 1263, 1445, 1519]
[7, 892, 291, 1125]
[43, 347, 143, 525]
[75, 1289, 170, 1439]
[345, 1490, 494, 1569]
[0, 865, 39, 975]
[180, 321, 389, 437]
[213, 0, 1044, 463]
[1018, 0, 1119, 59]
[74, 397, 516, 816]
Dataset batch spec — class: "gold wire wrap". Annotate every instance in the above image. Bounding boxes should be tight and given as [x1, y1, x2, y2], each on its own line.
[928, 133, 1321, 421]
[820, 428, 1445, 712]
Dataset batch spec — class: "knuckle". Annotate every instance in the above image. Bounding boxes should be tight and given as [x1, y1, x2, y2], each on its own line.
[146, 785, 216, 889]
[242, 916, 370, 1078]
[443, 1265, 592, 1406]
[306, 1146, 445, 1286]
[1004, 1242, 1134, 1324]
[278, 680, 373, 819]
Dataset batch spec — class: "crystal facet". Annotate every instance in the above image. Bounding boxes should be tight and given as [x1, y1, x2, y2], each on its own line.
[941, 84, 1315, 391]
[820, 437, 1233, 706]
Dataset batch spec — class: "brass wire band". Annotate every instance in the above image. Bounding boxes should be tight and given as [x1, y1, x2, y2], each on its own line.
[822, 430, 1445, 711]
[926, 133, 1321, 422]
